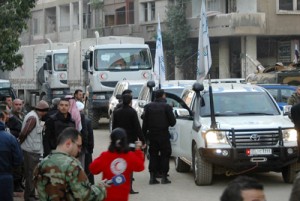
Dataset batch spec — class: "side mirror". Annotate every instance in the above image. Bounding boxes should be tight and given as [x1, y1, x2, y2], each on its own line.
[283, 105, 292, 116]
[82, 60, 88, 70]
[43, 63, 48, 70]
[43, 62, 52, 74]
[192, 82, 204, 92]
[174, 108, 190, 118]
[138, 100, 147, 108]
[147, 80, 155, 88]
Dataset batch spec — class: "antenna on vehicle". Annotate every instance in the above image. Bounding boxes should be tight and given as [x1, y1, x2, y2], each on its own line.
[95, 31, 100, 45]
[208, 74, 217, 129]
[46, 38, 53, 50]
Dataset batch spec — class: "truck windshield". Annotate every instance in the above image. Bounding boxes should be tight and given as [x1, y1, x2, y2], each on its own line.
[54, 53, 68, 71]
[200, 91, 280, 117]
[0, 88, 16, 100]
[94, 48, 152, 71]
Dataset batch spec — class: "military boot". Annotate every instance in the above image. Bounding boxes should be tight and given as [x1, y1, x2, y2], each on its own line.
[161, 174, 171, 184]
[149, 172, 159, 185]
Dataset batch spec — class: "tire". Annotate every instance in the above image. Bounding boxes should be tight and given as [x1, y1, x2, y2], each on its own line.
[89, 109, 100, 129]
[282, 162, 300, 183]
[175, 157, 190, 172]
[192, 144, 213, 186]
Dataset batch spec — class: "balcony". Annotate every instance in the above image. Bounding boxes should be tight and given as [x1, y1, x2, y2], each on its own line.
[188, 12, 266, 38]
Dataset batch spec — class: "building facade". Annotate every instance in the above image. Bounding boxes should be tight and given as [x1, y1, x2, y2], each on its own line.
[21, 0, 300, 79]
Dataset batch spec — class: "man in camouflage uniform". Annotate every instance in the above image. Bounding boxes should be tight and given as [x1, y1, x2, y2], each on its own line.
[288, 86, 300, 106]
[34, 127, 106, 201]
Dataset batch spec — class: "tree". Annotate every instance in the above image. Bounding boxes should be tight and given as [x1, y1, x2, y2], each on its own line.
[0, 0, 35, 72]
[164, 0, 193, 79]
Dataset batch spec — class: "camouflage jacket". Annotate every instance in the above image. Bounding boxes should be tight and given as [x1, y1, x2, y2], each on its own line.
[33, 151, 106, 201]
[288, 93, 300, 106]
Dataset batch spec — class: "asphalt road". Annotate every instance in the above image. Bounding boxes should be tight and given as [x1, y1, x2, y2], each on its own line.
[14, 121, 294, 201]
[93, 122, 293, 201]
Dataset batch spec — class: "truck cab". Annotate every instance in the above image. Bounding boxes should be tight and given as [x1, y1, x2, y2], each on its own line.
[40, 49, 69, 100]
[0, 79, 17, 101]
[82, 39, 153, 128]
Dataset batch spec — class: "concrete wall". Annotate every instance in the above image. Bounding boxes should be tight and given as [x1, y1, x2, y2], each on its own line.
[258, 0, 300, 35]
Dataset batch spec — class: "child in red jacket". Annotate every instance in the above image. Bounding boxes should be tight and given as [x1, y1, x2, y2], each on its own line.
[89, 128, 145, 201]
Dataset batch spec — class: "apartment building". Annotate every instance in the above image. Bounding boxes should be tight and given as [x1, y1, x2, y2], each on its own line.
[20, 0, 300, 79]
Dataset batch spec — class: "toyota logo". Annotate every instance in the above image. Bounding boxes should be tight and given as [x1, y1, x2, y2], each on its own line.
[250, 134, 260, 141]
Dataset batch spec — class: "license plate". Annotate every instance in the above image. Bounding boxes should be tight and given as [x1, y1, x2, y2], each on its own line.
[250, 149, 272, 155]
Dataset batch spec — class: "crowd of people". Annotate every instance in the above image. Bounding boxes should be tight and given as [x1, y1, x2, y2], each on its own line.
[1, 87, 300, 201]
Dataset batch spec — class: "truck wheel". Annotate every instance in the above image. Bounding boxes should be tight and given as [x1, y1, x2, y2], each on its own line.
[175, 157, 190, 172]
[192, 144, 213, 185]
[89, 110, 100, 129]
[282, 162, 300, 183]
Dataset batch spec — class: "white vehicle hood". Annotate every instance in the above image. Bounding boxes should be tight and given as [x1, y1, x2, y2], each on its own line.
[201, 115, 294, 130]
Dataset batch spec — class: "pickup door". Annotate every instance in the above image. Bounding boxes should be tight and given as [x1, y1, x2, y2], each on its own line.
[164, 93, 194, 159]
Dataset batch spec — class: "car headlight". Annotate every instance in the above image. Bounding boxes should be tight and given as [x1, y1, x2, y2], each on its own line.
[283, 129, 297, 142]
[52, 90, 64, 95]
[205, 131, 228, 144]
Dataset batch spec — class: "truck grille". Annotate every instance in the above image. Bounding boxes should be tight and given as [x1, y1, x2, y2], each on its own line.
[227, 130, 280, 147]
[101, 81, 118, 87]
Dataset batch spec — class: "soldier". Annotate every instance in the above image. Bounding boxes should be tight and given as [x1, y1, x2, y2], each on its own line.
[288, 86, 300, 106]
[34, 127, 106, 200]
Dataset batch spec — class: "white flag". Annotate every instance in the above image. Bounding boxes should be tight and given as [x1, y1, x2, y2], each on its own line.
[197, 0, 212, 82]
[154, 15, 166, 82]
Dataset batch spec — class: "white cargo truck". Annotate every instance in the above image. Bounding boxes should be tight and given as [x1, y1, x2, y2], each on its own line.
[8, 42, 69, 109]
[69, 35, 153, 128]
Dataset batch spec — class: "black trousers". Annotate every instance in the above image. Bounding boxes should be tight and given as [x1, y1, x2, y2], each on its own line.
[148, 135, 171, 174]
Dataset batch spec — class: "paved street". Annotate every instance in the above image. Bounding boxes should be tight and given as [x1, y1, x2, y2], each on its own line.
[14, 121, 294, 201]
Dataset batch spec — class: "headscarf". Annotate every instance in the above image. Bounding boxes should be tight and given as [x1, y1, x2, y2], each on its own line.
[65, 95, 82, 131]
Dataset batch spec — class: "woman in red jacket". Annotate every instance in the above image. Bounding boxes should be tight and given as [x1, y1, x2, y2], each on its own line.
[89, 128, 145, 201]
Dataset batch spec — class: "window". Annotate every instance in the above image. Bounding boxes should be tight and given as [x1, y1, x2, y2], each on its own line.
[142, 1, 155, 22]
[32, 18, 39, 35]
[150, 2, 155, 21]
[277, 0, 300, 13]
[143, 3, 148, 22]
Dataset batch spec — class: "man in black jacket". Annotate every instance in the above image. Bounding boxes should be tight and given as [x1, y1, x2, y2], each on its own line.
[44, 98, 75, 157]
[112, 93, 145, 194]
[142, 89, 176, 185]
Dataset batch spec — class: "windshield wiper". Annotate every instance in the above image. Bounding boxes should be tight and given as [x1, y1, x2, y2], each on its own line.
[238, 112, 274, 116]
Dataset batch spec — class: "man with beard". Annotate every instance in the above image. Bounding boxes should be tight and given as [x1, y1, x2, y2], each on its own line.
[6, 99, 25, 193]
[19, 100, 49, 201]
[44, 98, 75, 157]
[34, 127, 106, 201]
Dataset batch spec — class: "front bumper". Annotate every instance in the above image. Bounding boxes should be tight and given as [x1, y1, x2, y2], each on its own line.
[200, 147, 298, 171]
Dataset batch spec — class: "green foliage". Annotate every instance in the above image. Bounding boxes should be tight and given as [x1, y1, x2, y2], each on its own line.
[165, 0, 192, 67]
[0, 0, 35, 71]
[89, 0, 104, 10]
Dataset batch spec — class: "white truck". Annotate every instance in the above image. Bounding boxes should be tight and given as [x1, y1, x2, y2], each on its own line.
[8, 42, 70, 109]
[161, 80, 299, 185]
[69, 35, 153, 128]
[0, 79, 17, 101]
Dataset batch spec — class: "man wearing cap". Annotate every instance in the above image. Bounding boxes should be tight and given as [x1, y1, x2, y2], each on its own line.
[0, 107, 23, 201]
[19, 100, 49, 201]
